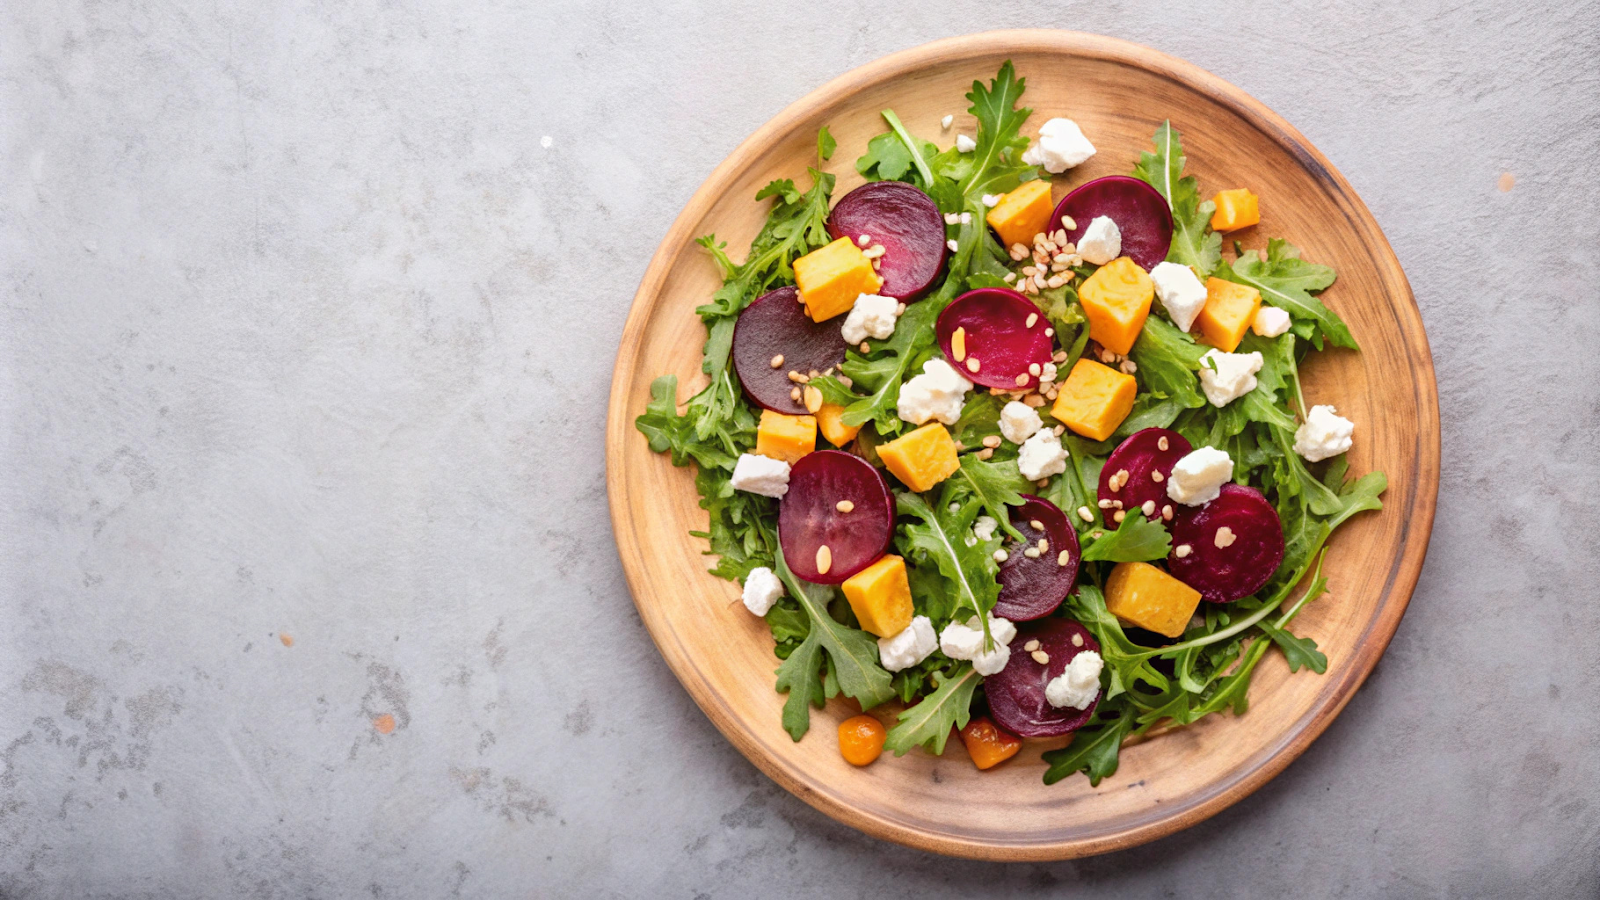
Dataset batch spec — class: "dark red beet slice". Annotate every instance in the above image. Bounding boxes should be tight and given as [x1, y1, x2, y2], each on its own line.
[1098, 428, 1192, 523]
[732, 286, 849, 414]
[935, 289, 1054, 390]
[778, 450, 895, 584]
[994, 495, 1080, 621]
[1168, 483, 1285, 603]
[1051, 175, 1174, 271]
[827, 181, 947, 301]
[985, 618, 1101, 738]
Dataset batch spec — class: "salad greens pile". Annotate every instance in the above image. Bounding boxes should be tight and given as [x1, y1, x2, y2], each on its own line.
[636, 62, 1384, 786]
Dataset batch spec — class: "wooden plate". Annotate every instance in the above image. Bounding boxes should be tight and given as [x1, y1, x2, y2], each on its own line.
[605, 31, 1438, 860]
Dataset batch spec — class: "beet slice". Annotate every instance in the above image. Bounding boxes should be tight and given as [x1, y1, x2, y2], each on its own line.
[935, 289, 1054, 390]
[732, 286, 849, 414]
[827, 181, 947, 301]
[778, 450, 895, 584]
[1167, 483, 1285, 603]
[1098, 428, 1193, 522]
[994, 495, 1080, 621]
[984, 618, 1101, 738]
[1050, 175, 1174, 271]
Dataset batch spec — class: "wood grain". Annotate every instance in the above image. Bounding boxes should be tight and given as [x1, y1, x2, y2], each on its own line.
[604, 31, 1439, 860]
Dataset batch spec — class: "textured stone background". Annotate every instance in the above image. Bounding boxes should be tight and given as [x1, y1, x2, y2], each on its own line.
[3, 0, 1598, 897]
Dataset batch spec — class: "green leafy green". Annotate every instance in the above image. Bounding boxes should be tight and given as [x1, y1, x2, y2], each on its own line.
[894, 487, 1002, 638]
[1042, 711, 1135, 786]
[883, 665, 980, 756]
[1132, 122, 1222, 276]
[1080, 511, 1172, 562]
[1219, 239, 1356, 350]
[1129, 315, 1208, 411]
[954, 455, 1032, 541]
[817, 126, 836, 161]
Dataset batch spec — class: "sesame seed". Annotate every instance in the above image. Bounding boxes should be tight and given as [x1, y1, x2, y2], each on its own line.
[816, 544, 832, 574]
[790, 386, 802, 402]
[1111, 500, 1123, 509]
[994, 549, 1008, 562]
[1163, 505, 1174, 521]
[1003, 272, 1017, 283]
[1031, 650, 1051, 665]
[1116, 469, 1130, 486]
[1215, 526, 1237, 548]
[1053, 350, 1068, 363]
[836, 500, 855, 513]
[1029, 519, 1044, 530]
[967, 357, 981, 374]
[951, 327, 967, 362]
[1120, 359, 1139, 374]
[1057, 550, 1070, 566]
[1036, 478, 1050, 489]
[1099, 349, 1118, 364]
[1026, 313, 1038, 329]
[1142, 500, 1156, 517]
[895, 303, 906, 315]
[947, 239, 959, 252]
[1023, 393, 1045, 408]
[1071, 633, 1084, 647]
[1097, 499, 1113, 509]
[859, 342, 870, 353]
[1044, 327, 1054, 337]
[982, 435, 1002, 449]
[1152, 470, 1165, 482]
[1021, 265, 1037, 277]
[1175, 544, 1192, 558]
[1015, 373, 1029, 386]
[788, 370, 807, 383]
[976, 447, 994, 460]
[1077, 506, 1093, 522]
[862, 244, 887, 259]
[1037, 538, 1049, 553]
[1053, 425, 1065, 436]
[1157, 436, 1169, 451]
[1060, 215, 1077, 230]
[1023, 639, 1040, 652]
[1092, 531, 1103, 539]
[1024, 547, 1041, 559]
[1029, 362, 1041, 376]
[1047, 275, 1066, 288]
[770, 354, 784, 368]
[1113, 510, 1126, 523]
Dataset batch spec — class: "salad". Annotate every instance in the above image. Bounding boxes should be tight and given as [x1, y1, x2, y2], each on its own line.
[636, 62, 1386, 786]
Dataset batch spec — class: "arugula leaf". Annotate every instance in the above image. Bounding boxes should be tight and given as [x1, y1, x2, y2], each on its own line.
[1128, 315, 1208, 411]
[1041, 711, 1135, 786]
[1132, 122, 1222, 276]
[836, 298, 941, 433]
[1219, 239, 1356, 350]
[857, 116, 939, 187]
[817, 126, 836, 161]
[949, 391, 1003, 449]
[954, 455, 1032, 541]
[895, 488, 1003, 631]
[883, 665, 980, 756]
[1080, 511, 1172, 562]
[694, 465, 776, 583]
[1258, 619, 1327, 673]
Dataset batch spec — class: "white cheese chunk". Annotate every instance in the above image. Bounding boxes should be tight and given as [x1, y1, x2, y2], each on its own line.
[939, 615, 1018, 676]
[1197, 348, 1264, 408]
[896, 358, 972, 426]
[839, 293, 901, 345]
[972, 515, 998, 543]
[955, 133, 977, 153]
[940, 114, 954, 130]
[878, 615, 938, 672]
[1076, 216, 1123, 266]
[729, 453, 791, 499]
[1017, 428, 1068, 481]
[1166, 446, 1234, 506]
[998, 400, 1043, 444]
[741, 566, 784, 616]
[1019, 118, 1097, 173]
[1045, 650, 1104, 710]
[1294, 404, 1355, 462]
[1150, 261, 1208, 332]
[1252, 305, 1293, 338]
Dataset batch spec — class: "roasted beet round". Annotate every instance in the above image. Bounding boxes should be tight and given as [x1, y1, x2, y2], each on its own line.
[826, 181, 947, 301]
[778, 450, 895, 584]
[984, 618, 1101, 738]
[732, 286, 849, 414]
[1098, 428, 1193, 523]
[1167, 483, 1285, 603]
[994, 495, 1079, 621]
[1051, 175, 1174, 271]
[935, 289, 1054, 390]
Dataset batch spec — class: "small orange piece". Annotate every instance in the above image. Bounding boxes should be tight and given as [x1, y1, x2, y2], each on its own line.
[1050, 359, 1137, 441]
[1210, 188, 1260, 232]
[876, 422, 960, 492]
[755, 409, 817, 464]
[373, 714, 396, 735]
[1196, 278, 1262, 353]
[960, 716, 1022, 770]
[840, 554, 912, 638]
[814, 403, 861, 447]
[838, 715, 887, 766]
[1078, 257, 1155, 355]
[1105, 561, 1203, 638]
[793, 237, 883, 323]
[985, 179, 1055, 249]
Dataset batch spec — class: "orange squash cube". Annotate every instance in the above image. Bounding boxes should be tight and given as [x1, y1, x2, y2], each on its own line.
[755, 409, 816, 464]
[960, 716, 1022, 770]
[1079, 257, 1155, 355]
[1051, 359, 1137, 441]
[985, 179, 1054, 250]
[1196, 278, 1262, 353]
[814, 403, 861, 447]
[840, 554, 913, 638]
[793, 237, 882, 323]
[1210, 189, 1260, 232]
[876, 422, 960, 492]
[1105, 561, 1202, 638]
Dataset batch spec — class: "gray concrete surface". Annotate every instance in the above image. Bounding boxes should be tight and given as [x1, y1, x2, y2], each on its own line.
[3, 0, 1598, 896]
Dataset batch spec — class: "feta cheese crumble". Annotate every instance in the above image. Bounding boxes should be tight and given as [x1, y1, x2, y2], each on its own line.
[1019, 118, 1097, 173]
[1197, 348, 1264, 408]
[1044, 650, 1103, 710]
[896, 358, 973, 426]
[1293, 404, 1355, 461]
[973, 515, 998, 543]
[955, 133, 977, 153]
[1150, 261, 1208, 332]
[1017, 429, 1067, 481]
[741, 567, 784, 616]
[939, 615, 1018, 676]
[1252, 305, 1292, 338]
[730, 453, 791, 498]
[1166, 446, 1234, 506]
[981, 193, 1001, 208]
[998, 400, 1043, 444]
[878, 615, 938, 672]
[940, 114, 954, 130]
[1076, 216, 1123, 266]
[839, 293, 901, 345]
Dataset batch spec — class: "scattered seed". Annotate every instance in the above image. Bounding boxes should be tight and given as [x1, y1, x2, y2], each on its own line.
[1031, 650, 1051, 665]
[1029, 519, 1044, 530]
[951, 327, 967, 362]
[1163, 505, 1174, 521]
[1175, 544, 1193, 558]
[1023, 393, 1045, 408]
[1215, 526, 1237, 548]
[1099, 348, 1118, 364]
[1077, 506, 1094, 522]
[859, 341, 871, 353]
[1152, 470, 1165, 482]
[1015, 373, 1029, 386]
[816, 544, 832, 574]
[1157, 436, 1169, 451]
[788, 370, 808, 383]
[1023, 639, 1041, 652]
[1054, 425, 1065, 436]
[1029, 362, 1041, 377]
[1003, 272, 1017, 283]
[1111, 500, 1123, 510]
[994, 549, 1009, 562]
[1025, 312, 1039, 329]
[790, 386, 802, 402]
[1057, 550, 1070, 566]
[895, 303, 906, 315]
[1060, 215, 1076, 230]
[857, 234, 871, 246]
[1116, 469, 1130, 488]
[1023, 547, 1041, 559]
[1097, 499, 1113, 509]
[1141, 500, 1156, 517]
[803, 386, 823, 413]
[1071, 633, 1084, 647]
[1113, 510, 1126, 523]
[769, 354, 784, 369]
[1044, 327, 1054, 337]
[1037, 538, 1049, 553]
[1036, 478, 1050, 489]
[976, 447, 994, 460]
[1092, 531, 1103, 539]
[1052, 350, 1068, 363]
[967, 357, 981, 374]
[1120, 359, 1138, 375]
[836, 500, 855, 513]
[982, 435, 1002, 449]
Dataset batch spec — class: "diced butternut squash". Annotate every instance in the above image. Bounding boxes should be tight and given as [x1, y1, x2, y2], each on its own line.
[1210, 189, 1260, 232]
[838, 715, 887, 766]
[1078, 256, 1155, 355]
[985, 179, 1054, 250]
[814, 403, 861, 447]
[960, 716, 1022, 770]
[1051, 359, 1137, 441]
[876, 422, 960, 492]
[1196, 278, 1262, 353]
[841, 554, 913, 638]
[793, 236, 882, 323]
[755, 409, 816, 464]
[1105, 561, 1202, 638]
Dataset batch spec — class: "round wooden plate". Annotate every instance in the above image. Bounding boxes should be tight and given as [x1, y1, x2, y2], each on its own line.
[605, 31, 1438, 860]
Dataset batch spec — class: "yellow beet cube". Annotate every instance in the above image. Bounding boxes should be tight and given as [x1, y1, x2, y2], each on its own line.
[814, 403, 861, 447]
[841, 554, 913, 638]
[1210, 189, 1260, 232]
[1196, 278, 1262, 353]
[793, 237, 882, 323]
[876, 422, 959, 492]
[755, 409, 816, 464]
[985, 179, 1054, 250]
[1079, 257, 1155, 356]
[1105, 561, 1202, 638]
[1051, 359, 1136, 442]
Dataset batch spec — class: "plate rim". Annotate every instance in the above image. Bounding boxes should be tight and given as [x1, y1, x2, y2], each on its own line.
[605, 29, 1440, 860]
